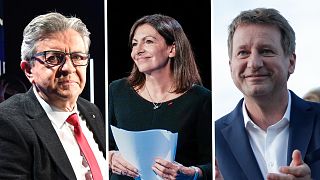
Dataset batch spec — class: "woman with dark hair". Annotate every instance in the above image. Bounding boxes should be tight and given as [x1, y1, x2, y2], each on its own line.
[108, 14, 212, 180]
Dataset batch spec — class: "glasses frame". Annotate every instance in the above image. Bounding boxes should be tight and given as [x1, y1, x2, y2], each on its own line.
[31, 50, 90, 67]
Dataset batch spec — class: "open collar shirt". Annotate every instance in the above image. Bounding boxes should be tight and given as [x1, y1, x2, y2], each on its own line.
[243, 90, 291, 179]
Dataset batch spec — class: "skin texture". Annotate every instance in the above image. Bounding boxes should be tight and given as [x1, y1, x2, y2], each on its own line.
[230, 24, 295, 100]
[23, 29, 87, 111]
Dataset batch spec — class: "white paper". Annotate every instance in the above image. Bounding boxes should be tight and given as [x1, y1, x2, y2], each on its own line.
[110, 125, 178, 180]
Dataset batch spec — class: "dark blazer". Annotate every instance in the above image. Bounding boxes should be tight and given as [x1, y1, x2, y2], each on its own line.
[0, 88, 106, 180]
[215, 91, 320, 180]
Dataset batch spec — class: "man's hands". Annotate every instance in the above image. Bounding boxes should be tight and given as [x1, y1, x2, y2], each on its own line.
[267, 150, 311, 180]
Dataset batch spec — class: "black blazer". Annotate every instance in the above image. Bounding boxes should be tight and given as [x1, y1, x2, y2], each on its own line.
[0, 88, 106, 180]
[215, 91, 320, 180]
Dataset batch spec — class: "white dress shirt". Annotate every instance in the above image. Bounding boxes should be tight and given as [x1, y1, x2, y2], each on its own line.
[33, 87, 107, 180]
[243, 91, 291, 179]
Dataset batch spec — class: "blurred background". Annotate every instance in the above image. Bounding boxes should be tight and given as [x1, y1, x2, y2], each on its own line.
[213, 0, 320, 120]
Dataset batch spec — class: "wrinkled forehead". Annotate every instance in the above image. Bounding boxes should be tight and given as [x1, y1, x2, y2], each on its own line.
[232, 24, 282, 49]
[35, 30, 87, 53]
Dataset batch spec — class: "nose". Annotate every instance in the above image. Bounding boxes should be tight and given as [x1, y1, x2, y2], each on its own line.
[247, 51, 263, 70]
[133, 42, 145, 56]
[60, 55, 76, 72]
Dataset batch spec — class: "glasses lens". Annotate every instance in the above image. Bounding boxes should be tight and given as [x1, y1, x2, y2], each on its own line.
[71, 53, 89, 66]
[45, 51, 65, 65]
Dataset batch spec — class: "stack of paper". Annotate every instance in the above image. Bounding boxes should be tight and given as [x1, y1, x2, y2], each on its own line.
[110, 126, 178, 180]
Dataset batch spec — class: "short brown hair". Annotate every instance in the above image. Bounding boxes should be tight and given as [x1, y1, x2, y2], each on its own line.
[227, 8, 295, 58]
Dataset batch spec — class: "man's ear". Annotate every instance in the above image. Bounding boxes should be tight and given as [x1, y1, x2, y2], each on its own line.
[20, 60, 29, 71]
[20, 60, 33, 80]
[288, 53, 296, 74]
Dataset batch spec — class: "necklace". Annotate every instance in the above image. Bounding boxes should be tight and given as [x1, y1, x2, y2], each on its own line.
[145, 85, 171, 110]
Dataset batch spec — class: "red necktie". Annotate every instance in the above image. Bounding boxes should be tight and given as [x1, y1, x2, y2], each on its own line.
[67, 113, 103, 180]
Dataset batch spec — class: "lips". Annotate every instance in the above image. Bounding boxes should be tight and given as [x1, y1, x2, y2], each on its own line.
[135, 56, 151, 61]
[244, 74, 269, 78]
[58, 80, 78, 85]
[243, 73, 271, 83]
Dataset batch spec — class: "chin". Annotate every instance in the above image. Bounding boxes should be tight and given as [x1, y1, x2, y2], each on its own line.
[243, 86, 269, 97]
[249, 90, 271, 97]
[58, 89, 80, 98]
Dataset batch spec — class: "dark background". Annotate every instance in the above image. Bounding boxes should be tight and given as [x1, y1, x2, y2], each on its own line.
[107, 0, 212, 89]
[3, 0, 105, 114]
[2, 0, 211, 117]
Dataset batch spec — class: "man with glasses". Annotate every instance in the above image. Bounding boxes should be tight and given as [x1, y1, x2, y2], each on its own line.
[0, 12, 107, 179]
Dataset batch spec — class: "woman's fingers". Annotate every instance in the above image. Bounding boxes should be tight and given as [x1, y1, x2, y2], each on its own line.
[111, 152, 139, 178]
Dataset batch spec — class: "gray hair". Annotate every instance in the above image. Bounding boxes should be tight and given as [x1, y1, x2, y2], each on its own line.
[21, 12, 90, 61]
[227, 8, 295, 58]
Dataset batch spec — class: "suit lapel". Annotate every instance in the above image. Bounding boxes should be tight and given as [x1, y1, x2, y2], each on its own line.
[77, 99, 106, 156]
[24, 89, 76, 179]
[221, 100, 264, 179]
[287, 91, 315, 164]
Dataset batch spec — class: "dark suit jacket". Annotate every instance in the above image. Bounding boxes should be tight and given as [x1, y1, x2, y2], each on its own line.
[0, 88, 106, 180]
[215, 91, 320, 180]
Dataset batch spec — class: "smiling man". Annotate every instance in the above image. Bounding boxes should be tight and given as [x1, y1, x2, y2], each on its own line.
[0, 12, 107, 179]
[215, 8, 320, 180]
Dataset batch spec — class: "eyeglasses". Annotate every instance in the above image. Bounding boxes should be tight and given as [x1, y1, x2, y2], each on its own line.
[31, 50, 90, 67]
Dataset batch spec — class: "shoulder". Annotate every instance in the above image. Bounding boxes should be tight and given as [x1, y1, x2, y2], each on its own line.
[291, 90, 320, 113]
[215, 113, 231, 128]
[0, 91, 39, 138]
[109, 78, 133, 98]
[215, 98, 244, 127]
[0, 92, 30, 113]
[109, 78, 129, 89]
[77, 97, 104, 122]
[179, 85, 212, 111]
[77, 97, 100, 111]
[188, 84, 211, 99]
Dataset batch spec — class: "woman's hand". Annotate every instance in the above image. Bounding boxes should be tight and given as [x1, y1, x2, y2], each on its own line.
[152, 158, 201, 180]
[109, 151, 140, 178]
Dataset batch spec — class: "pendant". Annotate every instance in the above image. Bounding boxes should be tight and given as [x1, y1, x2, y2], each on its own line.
[153, 105, 159, 110]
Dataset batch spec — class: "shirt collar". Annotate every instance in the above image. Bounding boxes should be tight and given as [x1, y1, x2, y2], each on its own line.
[243, 90, 291, 128]
[33, 86, 78, 129]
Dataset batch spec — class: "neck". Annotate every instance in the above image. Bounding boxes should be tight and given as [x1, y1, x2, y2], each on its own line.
[140, 73, 173, 104]
[244, 90, 288, 130]
[38, 93, 77, 112]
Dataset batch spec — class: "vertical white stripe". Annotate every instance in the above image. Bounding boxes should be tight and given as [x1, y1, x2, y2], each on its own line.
[104, 0, 110, 179]
[90, 58, 94, 103]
